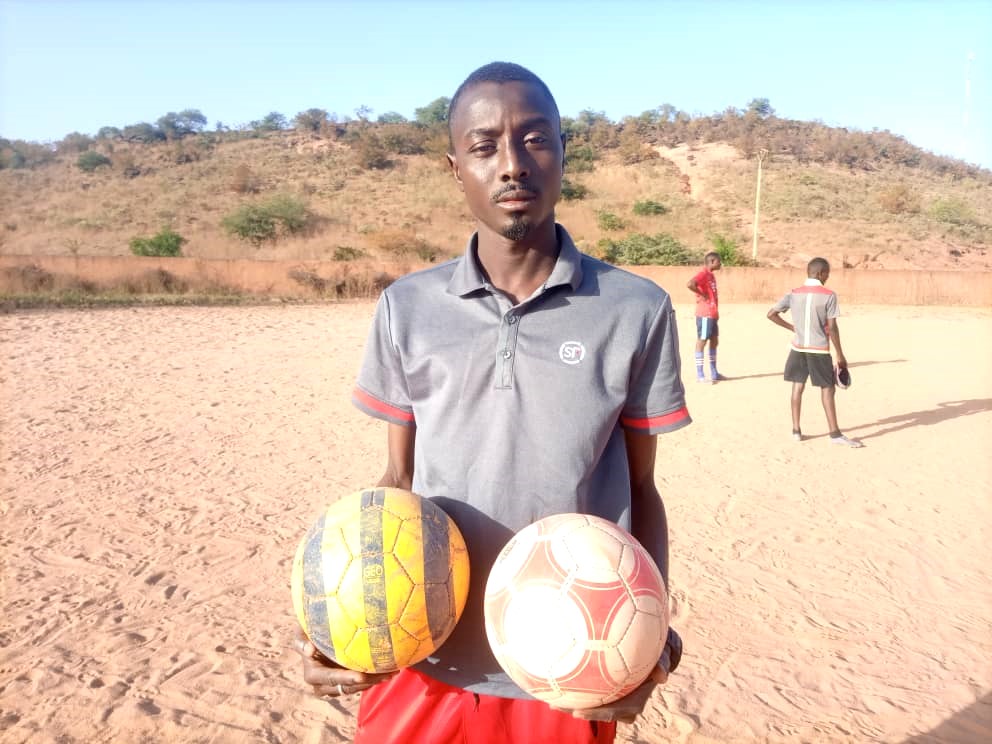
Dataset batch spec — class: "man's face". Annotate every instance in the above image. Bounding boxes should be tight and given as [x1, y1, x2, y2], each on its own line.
[447, 81, 563, 242]
[707, 256, 722, 271]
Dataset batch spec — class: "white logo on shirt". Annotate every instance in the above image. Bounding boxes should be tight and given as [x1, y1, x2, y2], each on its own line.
[559, 341, 586, 365]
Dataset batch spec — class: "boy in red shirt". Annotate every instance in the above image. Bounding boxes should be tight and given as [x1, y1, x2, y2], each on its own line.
[687, 252, 723, 383]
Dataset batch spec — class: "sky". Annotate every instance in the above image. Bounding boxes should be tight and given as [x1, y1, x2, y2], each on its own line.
[1, 0, 990, 169]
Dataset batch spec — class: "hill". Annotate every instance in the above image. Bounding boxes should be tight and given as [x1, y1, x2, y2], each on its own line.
[1, 113, 990, 272]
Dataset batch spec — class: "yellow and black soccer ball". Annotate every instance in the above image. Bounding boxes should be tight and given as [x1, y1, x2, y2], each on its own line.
[291, 487, 470, 673]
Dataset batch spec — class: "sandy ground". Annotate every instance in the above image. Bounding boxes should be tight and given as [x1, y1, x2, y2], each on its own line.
[1, 301, 990, 744]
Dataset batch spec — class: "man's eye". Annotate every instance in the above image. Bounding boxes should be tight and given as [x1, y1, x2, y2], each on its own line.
[471, 143, 496, 154]
[526, 135, 547, 145]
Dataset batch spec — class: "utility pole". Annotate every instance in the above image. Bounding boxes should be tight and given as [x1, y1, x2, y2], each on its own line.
[751, 148, 768, 261]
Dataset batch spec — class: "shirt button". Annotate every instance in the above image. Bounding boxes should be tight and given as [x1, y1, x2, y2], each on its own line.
[502, 350, 513, 359]
[507, 315, 518, 325]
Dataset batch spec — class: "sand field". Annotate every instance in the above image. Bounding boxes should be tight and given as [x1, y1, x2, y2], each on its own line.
[1, 301, 990, 743]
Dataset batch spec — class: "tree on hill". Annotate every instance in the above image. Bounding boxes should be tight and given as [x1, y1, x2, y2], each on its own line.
[253, 112, 288, 131]
[377, 111, 407, 124]
[122, 122, 166, 143]
[414, 97, 450, 126]
[156, 109, 207, 139]
[294, 108, 330, 133]
[747, 98, 775, 119]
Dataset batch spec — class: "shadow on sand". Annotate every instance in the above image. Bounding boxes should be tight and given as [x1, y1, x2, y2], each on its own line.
[722, 358, 908, 382]
[848, 398, 992, 441]
[901, 690, 992, 743]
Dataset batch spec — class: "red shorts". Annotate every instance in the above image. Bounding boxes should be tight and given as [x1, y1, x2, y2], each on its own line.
[356, 667, 617, 744]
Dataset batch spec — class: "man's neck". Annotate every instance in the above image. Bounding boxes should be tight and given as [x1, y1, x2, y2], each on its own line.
[475, 219, 560, 305]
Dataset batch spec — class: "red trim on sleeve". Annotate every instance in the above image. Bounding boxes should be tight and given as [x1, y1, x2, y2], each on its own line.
[621, 405, 690, 430]
[353, 387, 414, 422]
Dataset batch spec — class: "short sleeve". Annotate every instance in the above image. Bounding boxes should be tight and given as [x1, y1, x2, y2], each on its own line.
[826, 292, 839, 319]
[771, 293, 791, 313]
[351, 292, 415, 426]
[620, 296, 691, 435]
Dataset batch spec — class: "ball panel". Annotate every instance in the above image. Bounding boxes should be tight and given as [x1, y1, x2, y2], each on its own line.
[299, 515, 340, 662]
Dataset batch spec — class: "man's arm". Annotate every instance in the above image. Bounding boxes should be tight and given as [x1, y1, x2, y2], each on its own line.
[624, 430, 668, 587]
[686, 276, 701, 296]
[378, 422, 416, 489]
[558, 430, 674, 724]
[826, 317, 847, 368]
[767, 306, 794, 332]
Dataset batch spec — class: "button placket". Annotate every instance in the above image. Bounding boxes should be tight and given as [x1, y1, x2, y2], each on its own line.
[495, 310, 521, 389]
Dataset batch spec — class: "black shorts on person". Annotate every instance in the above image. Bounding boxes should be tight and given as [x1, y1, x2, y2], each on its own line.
[784, 349, 835, 387]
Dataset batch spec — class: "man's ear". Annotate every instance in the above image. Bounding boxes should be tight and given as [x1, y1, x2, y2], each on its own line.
[446, 152, 464, 191]
[560, 132, 567, 175]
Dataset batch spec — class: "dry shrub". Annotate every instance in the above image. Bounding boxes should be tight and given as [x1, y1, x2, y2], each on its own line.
[618, 131, 661, 165]
[121, 269, 188, 294]
[334, 270, 394, 298]
[878, 184, 920, 214]
[114, 153, 144, 178]
[367, 228, 444, 262]
[2, 263, 55, 292]
[288, 266, 394, 298]
[230, 164, 262, 194]
[288, 268, 327, 293]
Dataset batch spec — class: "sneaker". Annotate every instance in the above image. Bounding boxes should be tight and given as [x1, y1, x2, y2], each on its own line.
[792, 431, 804, 442]
[696, 377, 713, 384]
[829, 434, 864, 448]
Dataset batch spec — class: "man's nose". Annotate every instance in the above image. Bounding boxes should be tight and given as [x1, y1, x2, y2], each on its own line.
[499, 141, 530, 181]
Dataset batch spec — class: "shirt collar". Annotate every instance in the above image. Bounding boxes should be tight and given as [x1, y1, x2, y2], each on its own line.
[803, 278, 823, 286]
[446, 224, 584, 297]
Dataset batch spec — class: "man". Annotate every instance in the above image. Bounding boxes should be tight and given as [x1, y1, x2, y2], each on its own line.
[766, 257, 863, 447]
[686, 251, 723, 383]
[296, 62, 690, 743]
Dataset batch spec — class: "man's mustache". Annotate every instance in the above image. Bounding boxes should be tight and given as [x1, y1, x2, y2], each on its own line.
[491, 184, 539, 202]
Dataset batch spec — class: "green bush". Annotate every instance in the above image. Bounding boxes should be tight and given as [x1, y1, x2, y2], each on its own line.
[223, 205, 276, 244]
[129, 228, 185, 257]
[77, 150, 112, 172]
[600, 233, 697, 265]
[710, 234, 749, 266]
[560, 178, 588, 201]
[565, 144, 597, 173]
[222, 195, 311, 245]
[597, 211, 626, 231]
[263, 194, 310, 233]
[929, 197, 975, 226]
[632, 199, 668, 216]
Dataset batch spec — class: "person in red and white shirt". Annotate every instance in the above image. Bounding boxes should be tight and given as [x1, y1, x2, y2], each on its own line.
[767, 257, 863, 447]
[686, 252, 723, 383]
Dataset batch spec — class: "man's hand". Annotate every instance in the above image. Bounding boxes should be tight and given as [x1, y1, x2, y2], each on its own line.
[551, 628, 682, 724]
[294, 629, 397, 698]
[836, 354, 848, 369]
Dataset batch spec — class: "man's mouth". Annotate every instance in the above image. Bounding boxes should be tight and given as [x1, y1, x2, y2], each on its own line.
[494, 188, 538, 208]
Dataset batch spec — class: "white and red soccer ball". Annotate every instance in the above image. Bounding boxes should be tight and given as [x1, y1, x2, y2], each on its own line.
[484, 513, 670, 710]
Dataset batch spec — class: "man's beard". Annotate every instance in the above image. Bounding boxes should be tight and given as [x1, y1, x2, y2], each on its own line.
[500, 215, 531, 241]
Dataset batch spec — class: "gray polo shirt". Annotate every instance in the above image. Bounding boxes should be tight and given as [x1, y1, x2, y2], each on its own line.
[352, 224, 690, 698]
[771, 278, 839, 354]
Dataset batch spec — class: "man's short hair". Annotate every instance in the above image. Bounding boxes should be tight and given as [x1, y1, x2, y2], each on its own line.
[447, 62, 560, 149]
[704, 251, 720, 262]
[807, 257, 830, 276]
